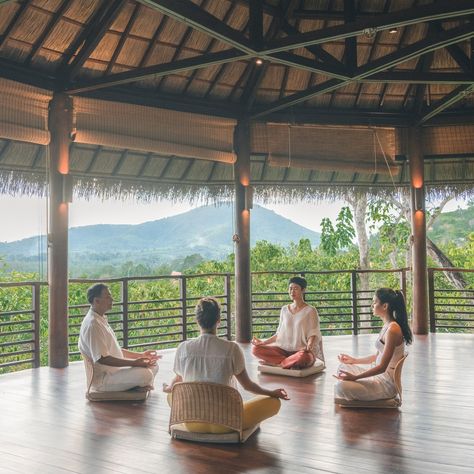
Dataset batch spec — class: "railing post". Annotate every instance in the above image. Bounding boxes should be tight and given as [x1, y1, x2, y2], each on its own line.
[180, 276, 187, 341]
[351, 271, 358, 335]
[428, 269, 436, 333]
[225, 273, 232, 340]
[122, 279, 129, 348]
[32, 283, 41, 368]
[401, 269, 407, 301]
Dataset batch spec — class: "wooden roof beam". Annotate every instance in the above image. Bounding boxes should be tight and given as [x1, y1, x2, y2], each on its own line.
[249, 0, 263, 51]
[252, 22, 474, 118]
[418, 84, 474, 124]
[366, 71, 474, 84]
[137, 0, 254, 53]
[66, 49, 251, 94]
[263, 1, 474, 55]
[0, 0, 30, 49]
[24, 0, 73, 66]
[344, 0, 357, 74]
[0, 57, 56, 89]
[60, 0, 126, 82]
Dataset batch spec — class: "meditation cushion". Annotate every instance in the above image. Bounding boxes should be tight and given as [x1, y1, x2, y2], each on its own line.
[257, 358, 325, 377]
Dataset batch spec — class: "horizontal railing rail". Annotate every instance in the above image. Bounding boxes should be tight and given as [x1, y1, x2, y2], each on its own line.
[252, 269, 407, 337]
[2, 265, 474, 374]
[67, 273, 232, 360]
[0, 281, 46, 372]
[428, 268, 474, 333]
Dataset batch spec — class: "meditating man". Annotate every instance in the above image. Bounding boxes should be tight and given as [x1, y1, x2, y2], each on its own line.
[79, 283, 160, 392]
[163, 297, 289, 433]
[252, 276, 324, 369]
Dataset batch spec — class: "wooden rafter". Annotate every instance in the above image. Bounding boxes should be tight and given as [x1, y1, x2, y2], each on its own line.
[112, 150, 129, 175]
[66, 49, 251, 94]
[156, 0, 213, 92]
[137, 0, 254, 53]
[263, 1, 474, 55]
[60, 0, 126, 82]
[252, 22, 474, 118]
[104, 3, 142, 76]
[344, 0, 357, 73]
[0, 0, 29, 49]
[418, 84, 474, 124]
[24, 0, 73, 66]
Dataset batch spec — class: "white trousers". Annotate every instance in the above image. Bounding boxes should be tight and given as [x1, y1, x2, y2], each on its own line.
[95, 364, 159, 392]
[334, 363, 397, 401]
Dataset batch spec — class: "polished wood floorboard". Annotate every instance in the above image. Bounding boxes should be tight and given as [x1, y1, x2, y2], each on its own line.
[1, 334, 473, 474]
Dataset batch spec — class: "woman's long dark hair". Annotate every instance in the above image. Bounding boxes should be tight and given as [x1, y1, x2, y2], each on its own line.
[375, 288, 413, 345]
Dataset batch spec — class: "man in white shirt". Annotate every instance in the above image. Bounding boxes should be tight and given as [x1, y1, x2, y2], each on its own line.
[79, 283, 160, 392]
[163, 297, 288, 433]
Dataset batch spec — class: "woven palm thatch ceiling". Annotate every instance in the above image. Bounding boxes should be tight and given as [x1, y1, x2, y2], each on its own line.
[0, 0, 473, 199]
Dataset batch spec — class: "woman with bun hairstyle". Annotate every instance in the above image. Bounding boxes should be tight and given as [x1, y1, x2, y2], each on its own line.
[252, 276, 323, 369]
[334, 288, 412, 401]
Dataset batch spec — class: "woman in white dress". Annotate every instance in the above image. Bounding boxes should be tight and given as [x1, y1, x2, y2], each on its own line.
[334, 288, 412, 401]
[251, 276, 323, 369]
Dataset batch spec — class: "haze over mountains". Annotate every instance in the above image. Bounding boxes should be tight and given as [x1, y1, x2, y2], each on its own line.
[0, 204, 321, 273]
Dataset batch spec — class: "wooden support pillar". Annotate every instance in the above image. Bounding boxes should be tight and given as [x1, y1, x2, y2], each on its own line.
[406, 127, 429, 334]
[233, 120, 252, 342]
[48, 92, 73, 368]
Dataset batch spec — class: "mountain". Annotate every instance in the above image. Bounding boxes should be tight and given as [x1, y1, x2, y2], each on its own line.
[0, 204, 320, 273]
[428, 204, 474, 244]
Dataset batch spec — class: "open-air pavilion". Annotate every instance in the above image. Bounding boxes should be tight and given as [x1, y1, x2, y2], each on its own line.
[0, 1, 474, 472]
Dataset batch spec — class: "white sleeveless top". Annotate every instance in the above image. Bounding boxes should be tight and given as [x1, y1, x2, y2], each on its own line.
[375, 323, 405, 381]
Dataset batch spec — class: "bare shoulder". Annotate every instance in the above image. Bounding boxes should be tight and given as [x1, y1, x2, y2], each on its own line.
[386, 322, 403, 341]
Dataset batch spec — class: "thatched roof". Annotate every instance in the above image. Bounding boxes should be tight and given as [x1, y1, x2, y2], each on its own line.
[0, 0, 473, 201]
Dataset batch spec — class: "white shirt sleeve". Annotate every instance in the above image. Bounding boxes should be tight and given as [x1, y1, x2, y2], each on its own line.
[306, 307, 320, 339]
[232, 343, 246, 376]
[173, 342, 184, 376]
[84, 321, 116, 363]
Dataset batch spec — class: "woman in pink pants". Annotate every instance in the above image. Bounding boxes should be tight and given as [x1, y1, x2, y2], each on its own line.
[252, 276, 323, 369]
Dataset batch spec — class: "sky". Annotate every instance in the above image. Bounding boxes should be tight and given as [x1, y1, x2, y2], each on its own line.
[0, 194, 348, 243]
[1, 192, 469, 243]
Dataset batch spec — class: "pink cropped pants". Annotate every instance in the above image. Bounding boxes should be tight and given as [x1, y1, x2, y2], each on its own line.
[252, 345, 315, 369]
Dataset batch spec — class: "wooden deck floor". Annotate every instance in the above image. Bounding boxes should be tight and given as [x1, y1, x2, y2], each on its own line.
[1, 333, 473, 474]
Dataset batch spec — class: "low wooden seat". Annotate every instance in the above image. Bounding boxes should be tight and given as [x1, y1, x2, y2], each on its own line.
[81, 353, 149, 402]
[169, 382, 259, 443]
[335, 354, 408, 408]
[258, 358, 325, 377]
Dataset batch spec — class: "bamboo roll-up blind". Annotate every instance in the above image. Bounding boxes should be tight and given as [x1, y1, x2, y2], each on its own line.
[0, 78, 52, 145]
[74, 98, 237, 163]
[252, 123, 398, 175]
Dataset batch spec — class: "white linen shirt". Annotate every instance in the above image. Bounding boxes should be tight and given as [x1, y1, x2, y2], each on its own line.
[173, 333, 245, 386]
[275, 304, 321, 352]
[78, 308, 123, 375]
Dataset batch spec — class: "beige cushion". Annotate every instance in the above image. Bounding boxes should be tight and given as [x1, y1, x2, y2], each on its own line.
[257, 359, 325, 377]
[334, 396, 401, 408]
[87, 388, 149, 402]
[170, 423, 260, 444]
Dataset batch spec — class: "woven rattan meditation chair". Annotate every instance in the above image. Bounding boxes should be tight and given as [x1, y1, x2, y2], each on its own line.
[81, 353, 150, 402]
[335, 354, 408, 408]
[169, 382, 260, 443]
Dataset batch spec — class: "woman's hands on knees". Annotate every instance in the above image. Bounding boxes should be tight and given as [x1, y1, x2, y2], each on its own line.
[270, 388, 290, 400]
[338, 353, 356, 364]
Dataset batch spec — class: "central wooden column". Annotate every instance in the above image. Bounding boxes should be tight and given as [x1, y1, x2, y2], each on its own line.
[48, 92, 73, 368]
[407, 127, 428, 334]
[233, 120, 252, 342]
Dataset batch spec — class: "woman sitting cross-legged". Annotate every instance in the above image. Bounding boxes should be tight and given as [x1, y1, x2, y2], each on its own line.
[163, 297, 289, 434]
[334, 288, 412, 401]
[251, 276, 324, 370]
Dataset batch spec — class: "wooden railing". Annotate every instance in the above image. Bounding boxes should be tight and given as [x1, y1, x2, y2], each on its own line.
[3, 265, 474, 373]
[428, 268, 474, 332]
[251, 269, 407, 337]
[67, 273, 232, 359]
[0, 281, 45, 372]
